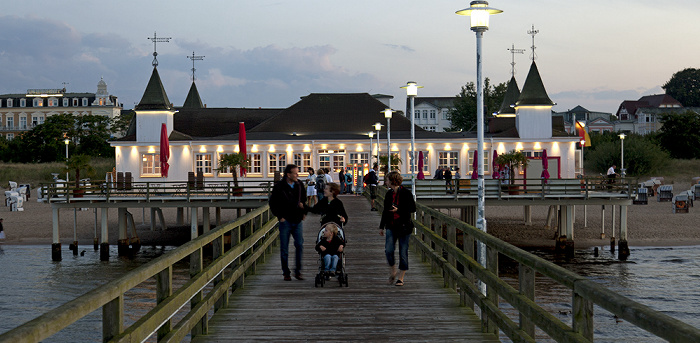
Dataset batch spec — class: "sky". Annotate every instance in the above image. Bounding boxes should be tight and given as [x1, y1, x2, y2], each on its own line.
[2, 1, 699, 116]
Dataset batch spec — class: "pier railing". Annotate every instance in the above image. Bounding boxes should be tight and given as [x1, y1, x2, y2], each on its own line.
[38, 179, 274, 202]
[413, 176, 635, 200]
[374, 187, 700, 342]
[0, 205, 278, 343]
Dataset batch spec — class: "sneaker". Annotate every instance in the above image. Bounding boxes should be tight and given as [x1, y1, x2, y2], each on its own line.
[294, 273, 304, 280]
[284, 274, 292, 281]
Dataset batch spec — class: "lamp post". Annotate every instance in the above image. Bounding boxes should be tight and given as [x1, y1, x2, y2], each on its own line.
[457, 0, 501, 296]
[619, 133, 626, 178]
[402, 81, 422, 198]
[373, 123, 383, 170]
[383, 109, 393, 171]
[368, 131, 374, 166]
[64, 138, 70, 182]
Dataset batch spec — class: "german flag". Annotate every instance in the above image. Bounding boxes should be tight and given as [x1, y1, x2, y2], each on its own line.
[576, 121, 591, 147]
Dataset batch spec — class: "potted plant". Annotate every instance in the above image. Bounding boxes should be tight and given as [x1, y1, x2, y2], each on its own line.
[216, 153, 249, 196]
[63, 154, 95, 198]
[378, 153, 403, 174]
[496, 150, 529, 194]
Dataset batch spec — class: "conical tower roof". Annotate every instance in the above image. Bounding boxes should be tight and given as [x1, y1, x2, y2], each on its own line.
[183, 81, 204, 108]
[135, 67, 172, 110]
[515, 62, 554, 106]
[497, 76, 521, 115]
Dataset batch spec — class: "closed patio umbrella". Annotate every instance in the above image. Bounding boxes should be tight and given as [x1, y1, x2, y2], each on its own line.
[471, 150, 478, 180]
[159, 123, 170, 178]
[541, 149, 550, 182]
[492, 150, 500, 179]
[239, 122, 247, 177]
[417, 151, 425, 180]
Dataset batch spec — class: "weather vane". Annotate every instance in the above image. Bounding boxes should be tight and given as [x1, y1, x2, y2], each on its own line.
[147, 31, 172, 67]
[528, 24, 539, 61]
[187, 51, 205, 81]
[507, 44, 525, 77]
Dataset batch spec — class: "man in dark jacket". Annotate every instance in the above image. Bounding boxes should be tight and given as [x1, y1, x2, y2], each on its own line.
[269, 164, 307, 281]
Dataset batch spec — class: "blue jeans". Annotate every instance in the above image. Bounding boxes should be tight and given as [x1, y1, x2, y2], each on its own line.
[385, 228, 410, 270]
[322, 254, 340, 272]
[279, 220, 304, 275]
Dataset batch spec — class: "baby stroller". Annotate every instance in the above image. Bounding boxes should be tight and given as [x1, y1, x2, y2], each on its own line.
[314, 222, 349, 287]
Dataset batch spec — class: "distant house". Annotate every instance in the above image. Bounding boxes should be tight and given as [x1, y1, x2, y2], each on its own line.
[553, 105, 612, 134]
[0, 78, 121, 140]
[614, 94, 683, 134]
[405, 97, 456, 132]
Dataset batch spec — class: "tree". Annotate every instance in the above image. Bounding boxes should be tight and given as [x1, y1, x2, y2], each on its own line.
[448, 78, 507, 132]
[216, 153, 249, 187]
[657, 111, 700, 159]
[496, 150, 528, 185]
[63, 154, 95, 188]
[585, 134, 668, 176]
[378, 153, 402, 174]
[662, 68, 700, 107]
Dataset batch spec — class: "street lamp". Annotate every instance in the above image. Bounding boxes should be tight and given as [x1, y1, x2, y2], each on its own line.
[64, 138, 70, 182]
[402, 81, 422, 198]
[368, 131, 374, 166]
[373, 122, 383, 170]
[619, 133, 626, 177]
[383, 109, 393, 171]
[457, 0, 502, 295]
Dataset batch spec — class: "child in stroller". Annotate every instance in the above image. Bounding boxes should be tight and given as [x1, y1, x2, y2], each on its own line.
[314, 222, 349, 287]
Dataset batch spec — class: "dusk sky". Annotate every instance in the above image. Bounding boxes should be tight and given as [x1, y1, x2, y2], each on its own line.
[2, 1, 698, 116]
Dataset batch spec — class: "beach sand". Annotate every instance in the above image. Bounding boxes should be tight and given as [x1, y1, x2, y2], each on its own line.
[1, 192, 698, 249]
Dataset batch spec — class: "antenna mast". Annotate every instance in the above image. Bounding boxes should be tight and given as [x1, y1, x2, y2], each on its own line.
[187, 51, 205, 81]
[507, 44, 525, 77]
[147, 31, 172, 67]
[527, 24, 539, 61]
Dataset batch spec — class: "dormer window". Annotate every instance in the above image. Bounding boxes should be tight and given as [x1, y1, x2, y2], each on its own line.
[48, 98, 58, 107]
[82, 98, 88, 106]
[73, 98, 79, 106]
[63, 98, 69, 107]
[6, 99, 12, 107]
[33, 98, 43, 107]
[20, 99, 26, 107]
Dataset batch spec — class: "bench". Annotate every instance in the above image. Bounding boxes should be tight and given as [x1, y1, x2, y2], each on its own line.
[673, 193, 690, 213]
[633, 187, 648, 205]
[657, 185, 673, 202]
[546, 179, 583, 195]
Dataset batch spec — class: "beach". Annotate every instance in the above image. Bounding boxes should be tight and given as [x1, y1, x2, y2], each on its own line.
[1, 192, 699, 248]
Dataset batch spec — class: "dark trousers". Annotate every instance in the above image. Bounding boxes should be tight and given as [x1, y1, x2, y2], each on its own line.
[279, 220, 304, 276]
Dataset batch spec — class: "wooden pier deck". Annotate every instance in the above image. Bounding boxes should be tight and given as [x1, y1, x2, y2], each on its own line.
[193, 195, 499, 342]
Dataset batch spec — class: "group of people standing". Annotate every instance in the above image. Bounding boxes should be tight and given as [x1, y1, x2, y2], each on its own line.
[434, 166, 461, 193]
[269, 163, 416, 287]
[304, 167, 355, 207]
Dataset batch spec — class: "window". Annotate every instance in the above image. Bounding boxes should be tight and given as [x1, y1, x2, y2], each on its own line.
[523, 151, 543, 158]
[19, 117, 27, 129]
[33, 98, 43, 107]
[141, 153, 161, 176]
[82, 98, 88, 106]
[63, 98, 69, 107]
[73, 98, 79, 106]
[268, 153, 287, 175]
[48, 98, 58, 107]
[442, 109, 449, 120]
[414, 110, 420, 119]
[349, 153, 369, 167]
[430, 110, 436, 119]
[20, 99, 26, 107]
[195, 153, 213, 175]
[293, 153, 312, 173]
[7, 117, 13, 128]
[32, 116, 39, 126]
[469, 150, 491, 173]
[388, 153, 400, 171]
[423, 126, 436, 132]
[6, 99, 12, 108]
[408, 150, 429, 173]
[422, 110, 428, 119]
[6, 133, 14, 140]
[438, 151, 459, 171]
[217, 153, 234, 175]
[247, 153, 262, 174]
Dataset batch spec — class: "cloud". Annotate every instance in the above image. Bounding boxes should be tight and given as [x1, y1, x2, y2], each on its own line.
[383, 44, 415, 53]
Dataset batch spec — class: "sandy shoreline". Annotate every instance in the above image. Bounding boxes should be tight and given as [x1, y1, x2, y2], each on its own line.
[1, 192, 699, 249]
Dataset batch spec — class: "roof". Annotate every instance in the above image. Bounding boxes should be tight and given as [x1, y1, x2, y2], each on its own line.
[497, 76, 521, 114]
[569, 105, 589, 113]
[182, 82, 203, 109]
[173, 108, 282, 140]
[488, 115, 569, 138]
[410, 97, 457, 110]
[135, 67, 172, 110]
[638, 94, 682, 108]
[515, 62, 555, 106]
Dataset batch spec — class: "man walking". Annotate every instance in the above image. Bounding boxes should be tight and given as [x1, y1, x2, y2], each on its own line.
[367, 163, 379, 211]
[269, 164, 307, 281]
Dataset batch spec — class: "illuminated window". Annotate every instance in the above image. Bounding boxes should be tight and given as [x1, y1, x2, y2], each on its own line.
[408, 150, 429, 173]
[438, 151, 459, 171]
[293, 153, 312, 172]
[141, 153, 161, 176]
[195, 153, 213, 175]
[247, 153, 261, 174]
[349, 153, 369, 166]
[48, 98, 58, 107]
[217, 153, 234, 175]
[470, 151, 491, 173]
[268, 153, 287, 175]
[33, 98, 43, 107]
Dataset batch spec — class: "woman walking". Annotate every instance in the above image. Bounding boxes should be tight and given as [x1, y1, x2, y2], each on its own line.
[379, 171, 416, 286]
[306, 167, 317, 207]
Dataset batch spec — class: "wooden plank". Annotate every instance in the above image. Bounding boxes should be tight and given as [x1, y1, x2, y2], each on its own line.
[194, 196, 498, 342]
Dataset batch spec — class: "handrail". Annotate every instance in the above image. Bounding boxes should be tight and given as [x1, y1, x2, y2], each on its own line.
[373, 187, 700, 342]
[0, 204, 278, 343]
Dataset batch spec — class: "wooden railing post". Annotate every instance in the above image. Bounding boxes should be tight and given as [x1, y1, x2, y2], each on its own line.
[447, 222, 457, 290]
[156, 266, 172, 341]
[232, 225, 244, 291]
[573, 289, 594, 341]
[102, 295, 123, 342]
[485, 246, 499, 335]
[213, 235, 227, 312]
[518, 263, 535, 338]
[190, 247, 206, 337]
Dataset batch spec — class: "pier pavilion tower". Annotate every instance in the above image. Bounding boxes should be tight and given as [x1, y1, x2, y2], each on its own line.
[514, 61, 555, 139]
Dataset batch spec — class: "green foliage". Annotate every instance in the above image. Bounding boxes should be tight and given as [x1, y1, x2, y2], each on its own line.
[216, 153, 249, 187]
[662, 68, 700, 107]
[112, 110, 134, 138]
[378, 153, 402, 173]
[0, 158, 114, 186]
[63, 154, 96, 187]
[585, 134, 668, 176]
[448, 78, 507, 132]
[657, 111, 700, 159]
[496, 150, 528, 183]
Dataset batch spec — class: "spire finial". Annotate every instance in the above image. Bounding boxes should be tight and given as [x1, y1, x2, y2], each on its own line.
[187, 51, 205, 81]
[528, 24, 539, 61]
[507, 44, 525, 77]
[147, 31, 172, 67]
